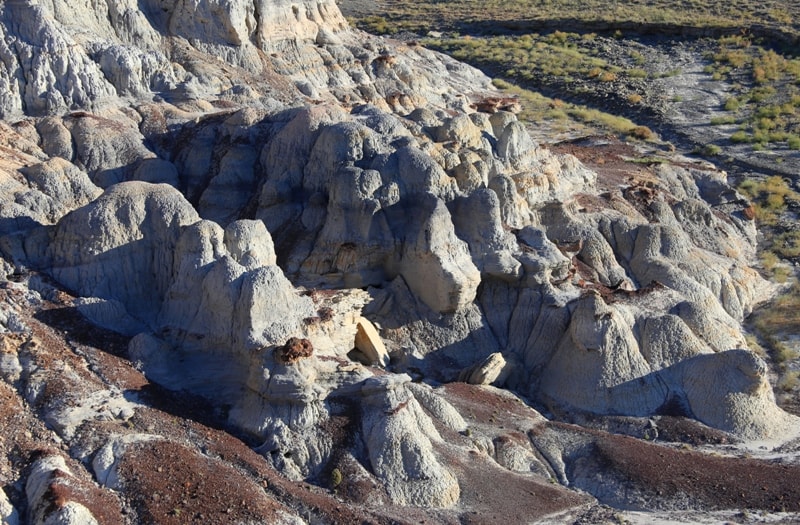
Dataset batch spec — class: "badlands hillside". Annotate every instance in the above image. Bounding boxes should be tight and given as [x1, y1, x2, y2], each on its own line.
[0, 0, 799, 523]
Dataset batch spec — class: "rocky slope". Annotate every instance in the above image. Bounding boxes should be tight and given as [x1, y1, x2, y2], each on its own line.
[0, 0, 799, 523]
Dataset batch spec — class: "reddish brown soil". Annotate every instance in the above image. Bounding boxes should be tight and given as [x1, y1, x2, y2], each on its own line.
[653, 416, 733, 445]
[5, 275, 800, 523]
[441, 381, 547, 428]
[116, 440, 288, 524]
[34, 454, 123, 525]
[439, 383, 593, 521]
[543, 420, 800, 512]
[551, 138, 660, 192]
[445, 445, 592, 524]
[594, 432, 800, 512]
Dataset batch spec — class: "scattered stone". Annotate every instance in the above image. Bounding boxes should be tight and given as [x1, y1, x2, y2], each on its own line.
[275, 337, 314, 365]
[352, 317, 390, 367]
[458, 352, 511, 386]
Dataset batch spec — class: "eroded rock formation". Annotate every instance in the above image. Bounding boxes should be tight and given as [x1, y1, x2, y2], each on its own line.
[0, 0, 797, 523]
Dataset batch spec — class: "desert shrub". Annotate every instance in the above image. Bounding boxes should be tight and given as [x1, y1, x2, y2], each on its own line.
[768, 131, 789, 142]
[736, 176, 800, 225]
[778, 370, 800, 392]
[760, 250, 780, 271]
[774, 340, 800, 364]
[749, 86, 776, 103]
[357, 15, 393, 34]
[330, 468, 343, 489]
[752, 50, 783, 84]
[760, 250, 791, 282]
[737, 178, 758, 197]
[599, 71, 618, 82]
[756, 105, 781, 119]
[629, 50, 645, 65]
[628, 126, 655, 140]
[745, 334, 768, 358]
[547, 30, 569, 45]
[730, 130, 749, 142]
[711, 115, 736, 125]
[768, 7, 793, 25]
[715, 49, 748, 68]
[627, 93, 643, 104]
[772, 231, 800, 258]
[752, 281, 800, 352]
[724, 97, 741, 111]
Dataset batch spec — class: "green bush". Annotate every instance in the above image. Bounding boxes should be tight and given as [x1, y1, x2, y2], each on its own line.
[724, 97, 741, 111]
[330, 468, 343, 489]
[773, 231, 800, 258]
[730, 130, 750, 142]
[627, 68, 648, 78]
[711, 115, 737, 125]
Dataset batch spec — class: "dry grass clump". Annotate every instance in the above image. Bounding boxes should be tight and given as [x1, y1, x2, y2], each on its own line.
[737, 176, 800, 227]
[704, 36, 800, 149]
[351, 0, 800, 37]
[489, 78, 652, 138]
[431, 32, 611, 82]
[749, 280, 800, 400]
[351, 0, 800, 152]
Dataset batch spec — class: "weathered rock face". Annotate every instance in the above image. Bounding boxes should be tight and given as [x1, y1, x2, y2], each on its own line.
[0, 0, 797, 523]
[28, 182, 199, 326]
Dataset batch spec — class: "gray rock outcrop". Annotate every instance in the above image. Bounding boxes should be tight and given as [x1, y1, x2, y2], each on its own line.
[26, 456, 99, 525]
[0, 0, 796, 521]
[27, 182, 199, 326]
[361, 375, 460, 507]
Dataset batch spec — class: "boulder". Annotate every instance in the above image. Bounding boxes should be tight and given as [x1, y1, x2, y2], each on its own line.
[64, 111, 156, 187]
[36, 117, 74, 160]
[224, 219, 277, 269]
[361, 375, 460, 507]
[674, 350, 795, 439]
[32, 182, 199, 326]
[26, 456, 100, 525]
[396, 196, 480, 314]
[540, 292, 663, 416]
[275, 337, 314, 365]
[458, 352, 511, 386]
[353, 316, 389, 367]
[20, 158, 101, 223]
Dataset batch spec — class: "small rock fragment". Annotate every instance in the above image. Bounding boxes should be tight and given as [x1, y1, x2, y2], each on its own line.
[275, 337, 314, 365]
[353, 317, 389, 367]
[458, 353, 510, 386]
